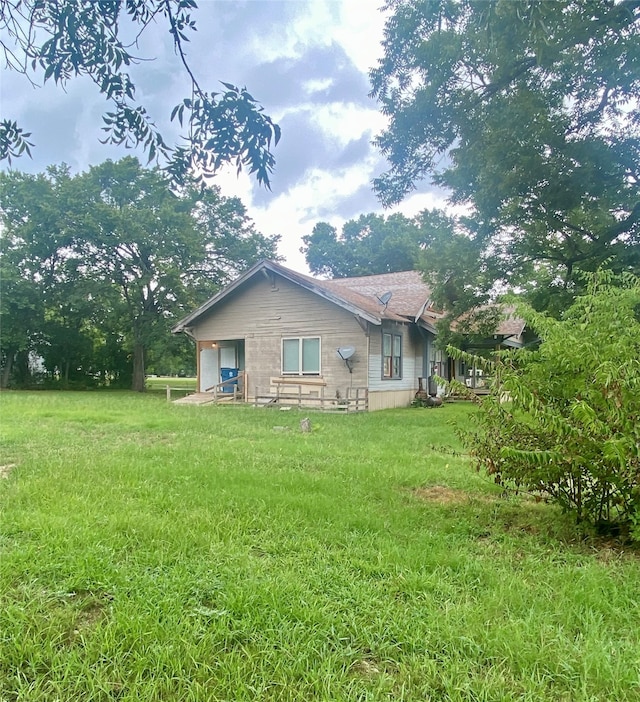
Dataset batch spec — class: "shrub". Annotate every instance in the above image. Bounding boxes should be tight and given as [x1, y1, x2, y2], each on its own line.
[453, 271, 640, 539]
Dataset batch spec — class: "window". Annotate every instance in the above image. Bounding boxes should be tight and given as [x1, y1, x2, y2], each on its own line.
[382, 332, 402, 379]
[282, 337, 320, 375]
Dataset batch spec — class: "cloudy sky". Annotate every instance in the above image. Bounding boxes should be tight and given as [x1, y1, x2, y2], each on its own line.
[2, 0, 449, 273]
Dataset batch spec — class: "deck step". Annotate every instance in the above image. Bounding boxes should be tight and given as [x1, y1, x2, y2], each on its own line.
[172, 392, 217, 405]
[173, 392, 243, 405]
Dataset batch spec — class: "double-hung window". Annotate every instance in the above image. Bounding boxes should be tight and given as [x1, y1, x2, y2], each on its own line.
[282, 337, 320, 375]
[382, 332, 402, 379]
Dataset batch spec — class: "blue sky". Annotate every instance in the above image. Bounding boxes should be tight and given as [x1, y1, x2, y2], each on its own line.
[1, 0, 449, 272]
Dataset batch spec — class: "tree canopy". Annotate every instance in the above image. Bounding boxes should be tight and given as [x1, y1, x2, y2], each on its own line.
[0, 157, 280, 390]
[302, 209, 504, 308]
[0, 1, 280, 186]
[370, 0, 640, 306]
[301, 212, 444, 278]
[302, 208, 507, 347]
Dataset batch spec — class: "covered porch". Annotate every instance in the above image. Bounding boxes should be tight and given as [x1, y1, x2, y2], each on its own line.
[197, 338, 247, 400]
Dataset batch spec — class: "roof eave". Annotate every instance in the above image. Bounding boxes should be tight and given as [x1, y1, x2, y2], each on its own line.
[417, 318, 438, 334]
[171, 259, 269, 334]
[172, 259, 384, 333]
[278, 265, 383, 325]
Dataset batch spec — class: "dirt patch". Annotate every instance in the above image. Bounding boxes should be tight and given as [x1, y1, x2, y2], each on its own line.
[351, 659, 381, 678]
[0, 463, 17, 479]
[350, 656, 398, 679]
[66, 600, 108, 644]
[76, 601, 105, 629]
[591, 541, 639, 562]
[412, 485, 475, 505]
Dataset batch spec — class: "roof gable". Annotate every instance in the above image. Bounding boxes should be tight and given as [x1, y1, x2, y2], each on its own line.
[171, 260, 523, 342]
[172, 260, 431, 333]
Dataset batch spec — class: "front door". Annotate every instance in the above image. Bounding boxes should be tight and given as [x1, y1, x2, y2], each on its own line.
[199, 347, 218, 392]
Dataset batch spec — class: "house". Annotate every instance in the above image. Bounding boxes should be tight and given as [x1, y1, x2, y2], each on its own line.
[171, 260, 527, 411]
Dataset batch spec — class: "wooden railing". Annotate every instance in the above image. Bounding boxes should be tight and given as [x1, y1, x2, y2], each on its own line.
[166, 372, 369, 411]
[462, 372, 494, 395]
[165, 384, 196, 402]
[204, 370, 247, 403]
[254, 383, 368, 412]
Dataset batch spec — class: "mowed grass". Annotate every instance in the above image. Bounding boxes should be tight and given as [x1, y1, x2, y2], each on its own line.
[1, 392, 639, 701]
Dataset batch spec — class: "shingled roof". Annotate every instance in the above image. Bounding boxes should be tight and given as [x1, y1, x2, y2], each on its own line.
[172, 260, 439, 332]
[495, 305, 527, 338]
[172, 260, 520, 339]
[322, 270, 438, 316]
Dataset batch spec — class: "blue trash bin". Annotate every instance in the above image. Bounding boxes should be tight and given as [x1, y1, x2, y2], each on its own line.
[220, 367, 238, 393]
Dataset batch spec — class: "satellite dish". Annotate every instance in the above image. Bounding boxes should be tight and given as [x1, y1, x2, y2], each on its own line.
[377, 291, 392, 306]
[337, 346, 356, 360]
[337, 346, 356, 374]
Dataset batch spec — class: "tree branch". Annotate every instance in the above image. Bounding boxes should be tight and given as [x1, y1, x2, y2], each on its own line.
[163, 0, 203, 97]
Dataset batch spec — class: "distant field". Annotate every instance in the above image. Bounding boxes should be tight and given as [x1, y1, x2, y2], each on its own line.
[145, 375, 197, 393]
[1, 392, 639, 701]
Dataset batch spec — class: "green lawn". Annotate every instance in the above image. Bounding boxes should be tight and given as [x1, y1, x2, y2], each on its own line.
[1, 392, 639, 701]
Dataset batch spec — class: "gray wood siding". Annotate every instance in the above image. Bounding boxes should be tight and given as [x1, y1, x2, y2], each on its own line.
[368, 322, 422, 393]
[368, 389, 417, 411]
[192, 275, 368, 397]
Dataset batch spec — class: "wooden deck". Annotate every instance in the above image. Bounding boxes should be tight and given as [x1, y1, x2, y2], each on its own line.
[172, 392, 218, 405]
[170, 372, 247, 405]
[171, 390, 241, 405]
[254, 383, 368, 412]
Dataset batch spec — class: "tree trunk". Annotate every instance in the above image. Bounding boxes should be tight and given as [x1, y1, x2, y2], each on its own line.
[14, 350, 30, 387]
[1, 352, 14, 388]
[132, 340, 146, 392]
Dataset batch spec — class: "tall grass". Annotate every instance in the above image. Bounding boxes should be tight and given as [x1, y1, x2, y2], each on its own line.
[1, 392, 639, 701]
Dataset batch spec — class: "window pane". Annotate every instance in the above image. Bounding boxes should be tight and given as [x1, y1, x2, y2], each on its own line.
[383, 333, 392, 356]
[302, 337, 320, 373]
[393, 334, 402, 357]
[282, 339, 299, 373]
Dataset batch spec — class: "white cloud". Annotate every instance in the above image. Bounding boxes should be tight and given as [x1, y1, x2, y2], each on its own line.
[302, 77, 335, 95]
[308, 102, 385, 145]
[2, 1, 453, 276]
[335, 1, 389, 73]
[245, 0, 339, 63]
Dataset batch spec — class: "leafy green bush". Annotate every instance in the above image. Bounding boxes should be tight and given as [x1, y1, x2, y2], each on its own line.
[453, 272, 640, 538]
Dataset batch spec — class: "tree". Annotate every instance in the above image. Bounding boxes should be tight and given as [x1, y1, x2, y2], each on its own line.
[371, 0, 640, 309]
[0, 1, 280, 186]
[301, 210, 449, 278]
[0, 253, 44, 387]
[76, 157, 280, 391]
[453, 271, 640, 538]
[0, 165, 78, 387]
[0, 158, 280, 390]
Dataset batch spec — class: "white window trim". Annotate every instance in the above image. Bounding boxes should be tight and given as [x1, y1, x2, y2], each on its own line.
[281, 336, 321, 376]
[382, 331, 403, 380]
